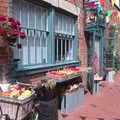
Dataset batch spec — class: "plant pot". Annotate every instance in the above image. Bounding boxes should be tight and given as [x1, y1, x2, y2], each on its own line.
[0, 84, 10, 92]
[0, 36, 6, 47]
[0, 46, 12, 65]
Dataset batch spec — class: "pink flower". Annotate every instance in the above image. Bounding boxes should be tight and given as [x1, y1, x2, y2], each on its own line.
[0, 16, 7, 21]
[0, 28, 6, 35]
[19, 32, 26, 39]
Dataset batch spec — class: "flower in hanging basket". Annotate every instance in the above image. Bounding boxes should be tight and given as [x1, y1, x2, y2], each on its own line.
[0, 16, 26, 48]
[19, 32, 26, 39]
[0, 28, 6, 35]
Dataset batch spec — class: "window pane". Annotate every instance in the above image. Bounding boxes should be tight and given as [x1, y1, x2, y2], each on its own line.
[41, 8, 48, 31]
[28, 30, 35, 64]
[36, 7, 41, 30]
[62, 39, 65, 60]
[13, 1, 48, 66]
[55, 12, 75, 35]
[58, 38, 61, 61]
[55, 14, 58, 33]
[35, 31, 41, 64]
[42, 32, 47, 63]
[21, 29, 28, 65]
[29, 4, 36, 29]
[13, 0, 20, 20]
[55, 35, 73, 62]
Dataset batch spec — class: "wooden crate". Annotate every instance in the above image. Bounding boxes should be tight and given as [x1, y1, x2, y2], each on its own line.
[0, 95, 34, 120]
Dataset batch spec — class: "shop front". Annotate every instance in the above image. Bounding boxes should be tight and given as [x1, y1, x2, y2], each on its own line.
[0, 0, 88, 119]
[84, 1, 105, 93]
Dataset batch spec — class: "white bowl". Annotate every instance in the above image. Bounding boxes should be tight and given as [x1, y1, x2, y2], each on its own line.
[0, 84, 10, 92]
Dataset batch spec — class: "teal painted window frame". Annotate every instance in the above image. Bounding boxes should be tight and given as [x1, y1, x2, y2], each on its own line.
[12, 1, 79, 71]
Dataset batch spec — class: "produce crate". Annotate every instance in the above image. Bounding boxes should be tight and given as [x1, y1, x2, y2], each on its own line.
[0, 82, 35, 120]
[0, 95, 34, 120]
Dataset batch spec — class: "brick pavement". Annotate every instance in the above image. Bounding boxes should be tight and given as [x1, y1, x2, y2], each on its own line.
[59, 72, 120, 120]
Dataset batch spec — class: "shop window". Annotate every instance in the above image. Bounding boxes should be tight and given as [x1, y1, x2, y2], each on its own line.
[55, 13, 75, 62]
[13, 0, 78, 70]
[13, 0, 48, 66]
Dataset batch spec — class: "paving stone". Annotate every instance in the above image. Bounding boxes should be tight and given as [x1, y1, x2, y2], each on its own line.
[59, 73, 120, 120]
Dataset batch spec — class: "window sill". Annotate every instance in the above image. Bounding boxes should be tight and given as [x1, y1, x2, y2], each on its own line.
[9, 61, 80, 77]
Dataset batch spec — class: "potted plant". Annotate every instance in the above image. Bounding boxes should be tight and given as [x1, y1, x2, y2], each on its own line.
[0, 16, 26, 81]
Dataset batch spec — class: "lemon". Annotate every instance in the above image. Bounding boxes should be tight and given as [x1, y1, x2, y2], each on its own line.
[24, 90, 32, 96]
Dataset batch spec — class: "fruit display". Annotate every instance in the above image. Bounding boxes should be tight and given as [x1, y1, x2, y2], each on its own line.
[65, 67, 81, 73]
[46, 67, 81, 80]
[0, 83, 33, 100]
[46, 71, 67, 80]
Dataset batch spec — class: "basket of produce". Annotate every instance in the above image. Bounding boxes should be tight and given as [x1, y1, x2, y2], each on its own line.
[0, 83, 35, 120]
[65, 67, 81, 75]
[46, 71, 67, 80]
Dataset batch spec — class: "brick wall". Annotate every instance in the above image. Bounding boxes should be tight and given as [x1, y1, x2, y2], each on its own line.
[0, 0, 9, 82]
[68, 0, 88, 67]
[0, 0, 9, 16]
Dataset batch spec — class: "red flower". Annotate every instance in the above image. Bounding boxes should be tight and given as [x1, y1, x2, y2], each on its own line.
[0, 28, 6, 35]
[10, 22, 18, 29]
[17, 43, 22, 49]
[8, 17, 15, 23]
[0, 16, 25, 48]
[10, 29, 19, 36]
[16, 21, 21, 26]
[19, 32, 26, 39]
[0, 16, 7, 21]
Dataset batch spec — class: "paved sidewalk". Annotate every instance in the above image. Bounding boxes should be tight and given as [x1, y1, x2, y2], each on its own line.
[59, 72, 120, 120]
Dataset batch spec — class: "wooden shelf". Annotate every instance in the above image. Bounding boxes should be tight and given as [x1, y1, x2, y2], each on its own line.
[56, 74, 82, 83]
